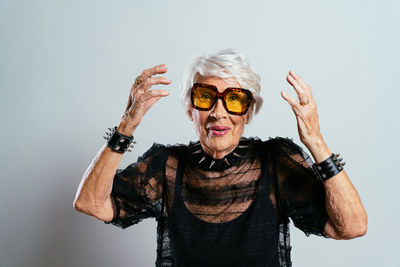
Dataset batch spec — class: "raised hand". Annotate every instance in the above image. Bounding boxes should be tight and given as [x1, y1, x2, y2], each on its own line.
[118, 64, 172, 135]
[281, 70, 323, 147]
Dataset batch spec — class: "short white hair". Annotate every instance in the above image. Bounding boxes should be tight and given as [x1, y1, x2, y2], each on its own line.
[179, 49, 263, 123]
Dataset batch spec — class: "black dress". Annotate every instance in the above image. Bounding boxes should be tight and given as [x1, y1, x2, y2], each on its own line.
[104, 137, 330, 266]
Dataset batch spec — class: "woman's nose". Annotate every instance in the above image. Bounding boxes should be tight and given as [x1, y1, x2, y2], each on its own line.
[210, 99, 228, 119]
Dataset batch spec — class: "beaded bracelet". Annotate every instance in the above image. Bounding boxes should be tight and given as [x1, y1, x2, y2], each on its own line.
[103, 127, 136, 153]
[312, 153, 345, 182]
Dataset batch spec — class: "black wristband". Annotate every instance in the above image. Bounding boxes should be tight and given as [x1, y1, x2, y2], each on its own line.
[103, 127, 135, 153]
[312, 153, 345, 182]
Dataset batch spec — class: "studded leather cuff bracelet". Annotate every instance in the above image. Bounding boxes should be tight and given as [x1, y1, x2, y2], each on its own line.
[103, 126, 136, 153]
[312, 153, 345, 182]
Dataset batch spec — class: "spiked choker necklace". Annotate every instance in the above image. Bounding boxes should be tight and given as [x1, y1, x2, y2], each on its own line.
[188, 137, 250, 171]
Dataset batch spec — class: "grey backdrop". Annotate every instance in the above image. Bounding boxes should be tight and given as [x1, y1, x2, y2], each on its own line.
[1, 0, 399, 266]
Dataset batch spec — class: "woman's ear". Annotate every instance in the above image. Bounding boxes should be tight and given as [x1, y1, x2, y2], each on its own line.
[187, 107, 194, 121]
[244, 107, 252, 124]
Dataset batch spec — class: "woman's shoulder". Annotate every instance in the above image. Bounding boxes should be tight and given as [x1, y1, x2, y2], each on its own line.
[244, 136, 298, 148]
[144, 141, 194, 158]
[244, 136, 309, 159]
[249, 136, 313, 166]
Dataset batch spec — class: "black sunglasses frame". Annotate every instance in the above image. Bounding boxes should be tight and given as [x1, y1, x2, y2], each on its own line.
[190, 83, 252, 115]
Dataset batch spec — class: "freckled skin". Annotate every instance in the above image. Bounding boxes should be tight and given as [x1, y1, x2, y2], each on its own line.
[188, 76, 250, 159]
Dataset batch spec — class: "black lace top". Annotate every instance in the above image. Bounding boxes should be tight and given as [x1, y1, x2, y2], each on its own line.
[104, 137, 330, 266]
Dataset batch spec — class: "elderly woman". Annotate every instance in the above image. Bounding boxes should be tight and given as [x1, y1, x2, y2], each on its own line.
[74, 49, 367, 267]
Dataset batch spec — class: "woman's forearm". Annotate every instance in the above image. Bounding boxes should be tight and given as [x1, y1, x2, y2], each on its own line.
[281, 70, 366, 239]
[74, 64, 171, 219]
[305, 137, 368, 239]
[73, 118, 136, 218]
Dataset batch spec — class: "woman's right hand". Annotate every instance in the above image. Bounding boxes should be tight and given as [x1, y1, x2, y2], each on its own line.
[117, 64, 172, 135]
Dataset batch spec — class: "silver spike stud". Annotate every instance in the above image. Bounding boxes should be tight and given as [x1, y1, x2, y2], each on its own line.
[224, 158, 230, 166]
[115, 145, 120, 150]
[238, 145, 248, 148]
[209, 160, 215, 169]
[233, 152, 242, 158]
[198, 156, 206, 164]
[103, 136, 107, 140]
[192, 149, 202, 154]
[120, 139, 125, 143]
[338, 162, 345, 170]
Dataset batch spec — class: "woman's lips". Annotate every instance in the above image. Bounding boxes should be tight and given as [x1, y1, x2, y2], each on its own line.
[209, 126, 230, 136]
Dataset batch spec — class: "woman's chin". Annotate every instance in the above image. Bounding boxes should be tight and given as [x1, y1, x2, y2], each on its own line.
[207, 135, 230, 145]
[205, 137, 236, 155]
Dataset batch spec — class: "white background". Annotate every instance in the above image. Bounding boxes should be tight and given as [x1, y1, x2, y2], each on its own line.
[1, 0, 399, 266]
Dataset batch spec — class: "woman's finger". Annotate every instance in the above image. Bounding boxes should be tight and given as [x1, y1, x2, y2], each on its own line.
[134, 77, 171, 99]
[281, 91, 301, 111]
[132, 64, 168, 90]
[139, 76, 172, 91]
[135, 78, 171, 100]
[125, 77, 170, 112]
[140, 89, 170, 102]
[141, 64, 168, 78]
[125, 89, 170, 122]
[286, 74, 308, 103]
[289, 70, 313, 98]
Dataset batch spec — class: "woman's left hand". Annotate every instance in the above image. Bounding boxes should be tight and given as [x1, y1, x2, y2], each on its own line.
[281, 70, 323, 147]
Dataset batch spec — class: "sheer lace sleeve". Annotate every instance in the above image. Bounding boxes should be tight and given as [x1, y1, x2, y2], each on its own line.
[269, 137, 329, 238]
[103, 143, 169, 229]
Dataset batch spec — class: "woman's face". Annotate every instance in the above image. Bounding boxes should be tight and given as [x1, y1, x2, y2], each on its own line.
[189, 76, 250, 159]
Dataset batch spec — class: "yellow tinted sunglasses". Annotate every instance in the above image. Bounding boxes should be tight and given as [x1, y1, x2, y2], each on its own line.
[190, 83, 252, 115]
